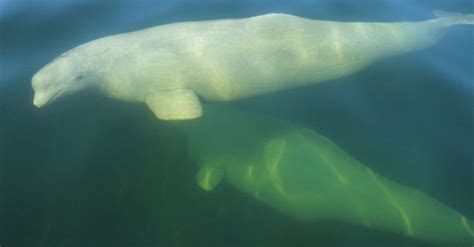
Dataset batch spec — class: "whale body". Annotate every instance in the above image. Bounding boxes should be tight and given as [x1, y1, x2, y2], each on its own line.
[176, 105, 474, 244]
[32, 11, 473, 120]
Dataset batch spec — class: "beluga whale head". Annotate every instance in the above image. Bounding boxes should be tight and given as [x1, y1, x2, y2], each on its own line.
[32, 47, 97, 108]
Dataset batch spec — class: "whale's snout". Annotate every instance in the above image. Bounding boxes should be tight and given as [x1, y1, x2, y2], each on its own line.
[32, 74, 45, 108]
[31, 49, 81, 108]
[32, 87, 65, 108]
[33, 94, 45, 108]
[32, 77, 53, 108]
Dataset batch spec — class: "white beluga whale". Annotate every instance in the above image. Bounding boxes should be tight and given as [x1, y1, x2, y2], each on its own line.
[32, 11, 473, 120]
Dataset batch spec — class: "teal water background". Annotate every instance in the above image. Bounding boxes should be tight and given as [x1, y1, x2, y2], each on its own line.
[0, 1, 473, 246]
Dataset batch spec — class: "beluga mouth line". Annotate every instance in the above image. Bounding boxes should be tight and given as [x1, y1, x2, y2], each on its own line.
[31, 11, 474, 120]
[33, 88, 64, 108]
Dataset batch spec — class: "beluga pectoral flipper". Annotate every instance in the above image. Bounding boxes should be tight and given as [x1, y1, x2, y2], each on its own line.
[32, 11, 473, 120]
[145, 89, 202, 120]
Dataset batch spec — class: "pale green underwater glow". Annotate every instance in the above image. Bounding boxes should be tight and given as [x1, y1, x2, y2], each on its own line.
[1, 1, 473, 246]
[177, 105, 474, 244]
[366, 167, 413, 236]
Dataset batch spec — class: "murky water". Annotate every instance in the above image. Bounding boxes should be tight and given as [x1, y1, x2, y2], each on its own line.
[0, 1, 472, 246]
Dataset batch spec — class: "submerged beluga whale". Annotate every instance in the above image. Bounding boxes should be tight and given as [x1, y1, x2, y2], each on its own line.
[176, 105, 474, 244]
[32, 11, 473, 120]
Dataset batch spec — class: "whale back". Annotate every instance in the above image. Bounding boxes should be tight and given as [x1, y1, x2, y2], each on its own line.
[149, 13, 453, 101]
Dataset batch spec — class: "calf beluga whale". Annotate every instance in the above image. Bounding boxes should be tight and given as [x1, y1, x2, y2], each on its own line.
[32, 11, 473, 120]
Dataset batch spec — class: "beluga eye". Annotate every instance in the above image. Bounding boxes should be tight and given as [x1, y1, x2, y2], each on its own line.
[75, 74, 84, 80]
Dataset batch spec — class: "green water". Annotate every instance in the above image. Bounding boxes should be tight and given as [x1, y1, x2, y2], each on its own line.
[0, 1, 473, 246]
